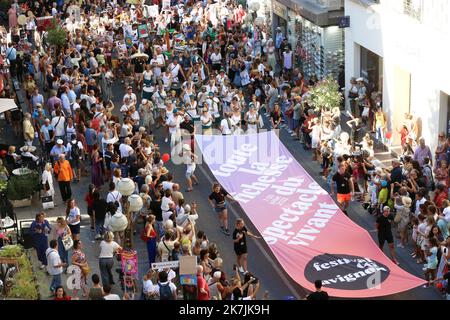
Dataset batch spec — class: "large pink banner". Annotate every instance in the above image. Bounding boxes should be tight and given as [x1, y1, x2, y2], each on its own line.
[195, 131, 425, 298]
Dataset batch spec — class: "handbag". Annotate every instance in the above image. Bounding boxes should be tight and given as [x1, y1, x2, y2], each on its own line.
[62, 234, 74, 251]
[104, 212, 112, 230]
[81, 264, 91, 276]
[394, 212, 402, 224]
[42, 195, 54, 209]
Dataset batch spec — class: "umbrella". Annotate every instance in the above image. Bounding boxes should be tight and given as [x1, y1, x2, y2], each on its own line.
[130, 52, 149, 59]
[0, 99, 19, 114]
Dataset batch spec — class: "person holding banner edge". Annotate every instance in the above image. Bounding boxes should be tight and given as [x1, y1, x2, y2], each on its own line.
[208, 182, 235, 236]
[233, 218, 261, 274]
[331, 163, 355, 215]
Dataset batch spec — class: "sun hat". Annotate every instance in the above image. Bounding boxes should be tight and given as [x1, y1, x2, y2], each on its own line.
[56, 139, 63, 145]
[182, 144, 191, 151]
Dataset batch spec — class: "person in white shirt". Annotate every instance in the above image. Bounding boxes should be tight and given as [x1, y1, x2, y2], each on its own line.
[119, 137, 134, 159]
[216, 70, 228, 86]
[210, 48, 222, 71]
[102, 284, 121, 300]
[46, 240, 65, 293]
[149, 270, 177, 300]
[51, 111, 66, 141]
[167, 59, 185, 84]
[161, 69, 173, 91]
[283, 47, 293, 73]
[123, 86, 137, 106]
[150, 47, 166, 80]
[220, 112, 236, 135]
[107, 182, 123, 212]
[99, 231, 122, 287]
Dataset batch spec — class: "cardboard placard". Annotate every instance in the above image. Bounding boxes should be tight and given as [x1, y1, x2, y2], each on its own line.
[179, 255, 197, 275]
[151, 261, 180, 270]
[138, 24, 149, 38]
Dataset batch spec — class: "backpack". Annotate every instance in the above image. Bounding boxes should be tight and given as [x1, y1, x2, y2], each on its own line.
[108, 192, 120, 209]
[159, 282, 173, 300]
[71, 141, 81, 160]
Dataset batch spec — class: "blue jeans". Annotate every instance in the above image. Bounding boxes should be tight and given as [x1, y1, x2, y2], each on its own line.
[376, 127, 385, 144]
[57, 237, 69, 264]
[50, 273, 62, 292]
[95, 218, 105, 236]
[155, 220, 164, 238]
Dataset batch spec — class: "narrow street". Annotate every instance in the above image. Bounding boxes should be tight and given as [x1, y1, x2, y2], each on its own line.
[5, 78, 443, 300]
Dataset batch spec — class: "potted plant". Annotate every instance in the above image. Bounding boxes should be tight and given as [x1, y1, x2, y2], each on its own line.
[46, 19, 67, 58]
[303, 75, 343, 115]
[0, 245, 39, 300]
[6, 168, 39, 207]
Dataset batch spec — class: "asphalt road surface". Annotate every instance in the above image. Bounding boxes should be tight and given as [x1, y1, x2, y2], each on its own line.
[6, 79, 444, 300]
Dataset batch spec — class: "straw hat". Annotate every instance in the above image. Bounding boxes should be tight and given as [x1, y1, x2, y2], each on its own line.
[160, 167, 169, 175]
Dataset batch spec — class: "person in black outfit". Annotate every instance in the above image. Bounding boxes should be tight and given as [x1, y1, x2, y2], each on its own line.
[306, 280, 329, 300]
[92, 190, 108, 240]
[150, 191, 164, 240]
[208, 182, 235, 235]
[390, 158, 403, 193]
[331, 163, 354, 215]
[232, 219, 261, 274]
[376, 206, 399, 265]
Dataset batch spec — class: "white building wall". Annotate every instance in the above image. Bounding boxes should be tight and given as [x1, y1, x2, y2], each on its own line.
[345, 0, 450, 154]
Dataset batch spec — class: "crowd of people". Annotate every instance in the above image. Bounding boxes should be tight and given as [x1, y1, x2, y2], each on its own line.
[0, 0, 448, 301]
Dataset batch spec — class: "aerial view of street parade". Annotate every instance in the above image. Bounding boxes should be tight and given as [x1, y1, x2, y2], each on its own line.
[0, 0, 448, 306]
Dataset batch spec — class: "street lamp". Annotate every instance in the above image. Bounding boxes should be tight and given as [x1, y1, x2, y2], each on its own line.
[116, 178, 143, 249]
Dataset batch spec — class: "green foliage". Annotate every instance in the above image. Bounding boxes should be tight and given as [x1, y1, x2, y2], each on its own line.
[304, 76, 343, 112]
[6, 168, 39, 200]
[0, 0, 9, 12]
[0, 180, 8, 192]
[0, 246, 39, 300]
[46, 20, 67, 49]
[0, 245, 23, 258]
[8, 255, 39, 300]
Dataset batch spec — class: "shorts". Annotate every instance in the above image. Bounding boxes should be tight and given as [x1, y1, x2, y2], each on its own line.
[234, 245, 247, 256]
[337, 193, 351, 204]
[214, 203, 227, 213]
[69, 223, 80, 235]
[378, 233, 394, 247]
[185, 170, 194, 179]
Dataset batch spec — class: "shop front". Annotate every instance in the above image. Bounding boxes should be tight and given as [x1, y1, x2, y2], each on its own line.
[272, 0, 345, 80]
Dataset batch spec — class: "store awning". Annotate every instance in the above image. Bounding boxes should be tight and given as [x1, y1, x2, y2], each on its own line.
[0, 99, 19, 113]
[276, 0, 344, 27]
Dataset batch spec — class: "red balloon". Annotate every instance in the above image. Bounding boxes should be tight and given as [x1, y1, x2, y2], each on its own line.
[162, 153, 170, 163]
[386, 132, 392, 140]
[436, 282, 443, 290]
[0, 150, 6, 157]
